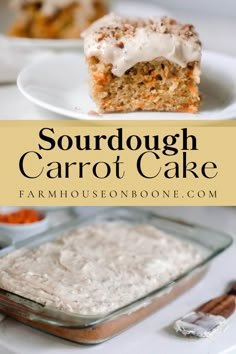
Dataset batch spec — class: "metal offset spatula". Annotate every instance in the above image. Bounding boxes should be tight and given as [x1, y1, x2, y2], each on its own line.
[174, 283, 236, 338]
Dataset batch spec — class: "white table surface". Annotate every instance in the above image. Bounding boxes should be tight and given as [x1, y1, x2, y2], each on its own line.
[0, 206, 235, 354]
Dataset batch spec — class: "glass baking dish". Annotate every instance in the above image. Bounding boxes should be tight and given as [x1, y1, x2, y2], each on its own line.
[0, 207, 232, 344]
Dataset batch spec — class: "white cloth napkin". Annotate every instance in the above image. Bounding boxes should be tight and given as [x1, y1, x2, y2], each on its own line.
[0, 35, 51, 83]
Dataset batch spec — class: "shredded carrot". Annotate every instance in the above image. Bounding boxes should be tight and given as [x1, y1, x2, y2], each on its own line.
[187, 106, 198, 113]
[136, 102, 145, 108]
[188, 84, 198, 96]
[177, 106, 197, 113]
[93, 74, 110, 85]
[0, 209, 42, 224]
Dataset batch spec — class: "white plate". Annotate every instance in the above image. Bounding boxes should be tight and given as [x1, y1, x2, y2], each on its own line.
[0, 0, 169, 50]
[17, 50, 236, 120]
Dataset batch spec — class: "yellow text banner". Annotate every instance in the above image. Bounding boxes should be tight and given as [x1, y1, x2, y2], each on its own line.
[0, 120, 235, 206]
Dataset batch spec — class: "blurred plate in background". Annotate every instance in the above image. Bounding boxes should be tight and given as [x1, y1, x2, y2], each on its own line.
[0, 0, 169, 83]
[0, 0, 170, 50]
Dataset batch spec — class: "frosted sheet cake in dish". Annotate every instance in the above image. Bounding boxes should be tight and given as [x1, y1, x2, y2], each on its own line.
[0, 222, 206, 316]
[0, 208, 231, 344]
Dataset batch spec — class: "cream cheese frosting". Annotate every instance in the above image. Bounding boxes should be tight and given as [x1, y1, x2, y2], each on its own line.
[11, 0, 108, 17]
[0, 223, 206, 316]
[83, 14, 202, 77]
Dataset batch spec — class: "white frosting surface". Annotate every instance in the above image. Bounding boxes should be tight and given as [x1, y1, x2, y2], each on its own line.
[0, 223, 205, 315]
[83, 14, 202, 77]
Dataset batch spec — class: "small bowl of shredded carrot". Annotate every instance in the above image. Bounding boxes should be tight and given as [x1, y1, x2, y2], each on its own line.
[0, 208, 49, 242]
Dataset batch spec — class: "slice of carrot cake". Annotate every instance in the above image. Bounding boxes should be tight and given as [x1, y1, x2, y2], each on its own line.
[83, 14, 202, 113]
[8, 0, 109, 39]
